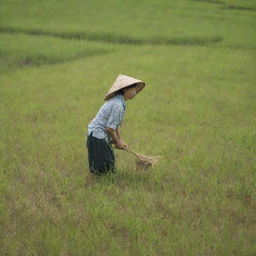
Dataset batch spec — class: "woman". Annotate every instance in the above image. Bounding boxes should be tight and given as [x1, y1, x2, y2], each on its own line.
[86, 74, 146, 175]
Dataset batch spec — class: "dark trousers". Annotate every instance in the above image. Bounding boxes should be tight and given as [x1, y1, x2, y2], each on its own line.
[86, 132, 116, 175]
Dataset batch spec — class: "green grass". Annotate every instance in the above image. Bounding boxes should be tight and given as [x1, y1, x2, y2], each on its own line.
[1, 0, 256, 49]
[0, 33, 113, 73]
[1, 0, 256, 255]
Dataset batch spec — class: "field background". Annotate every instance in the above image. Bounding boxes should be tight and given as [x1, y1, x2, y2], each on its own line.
[1, 0, 256, 255]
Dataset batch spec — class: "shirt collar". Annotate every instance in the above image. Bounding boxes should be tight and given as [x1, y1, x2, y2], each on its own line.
[112, 94, 126, 110]
[114, 94, 126, 110]
[120, 95, 126, 110]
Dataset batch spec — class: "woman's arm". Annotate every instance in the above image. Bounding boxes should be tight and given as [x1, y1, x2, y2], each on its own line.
[116, 126, 121, 139]
[115, 126, 128, 149]
[106, 127, 127, 150]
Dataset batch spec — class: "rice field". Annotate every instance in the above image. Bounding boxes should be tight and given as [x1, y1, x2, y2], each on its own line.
[0, 0, 256, 255]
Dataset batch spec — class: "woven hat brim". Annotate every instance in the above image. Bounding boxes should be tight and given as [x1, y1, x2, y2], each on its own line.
[104, 81, 145, 101]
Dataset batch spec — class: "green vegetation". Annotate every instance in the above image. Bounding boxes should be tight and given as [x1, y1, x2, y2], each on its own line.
[1, 0, 255, 255]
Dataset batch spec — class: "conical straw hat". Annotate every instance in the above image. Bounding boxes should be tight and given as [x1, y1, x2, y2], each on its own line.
[105, 74, 146, 100]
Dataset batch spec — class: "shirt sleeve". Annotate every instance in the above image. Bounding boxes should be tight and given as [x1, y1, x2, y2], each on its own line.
[106, 104, 123, 130]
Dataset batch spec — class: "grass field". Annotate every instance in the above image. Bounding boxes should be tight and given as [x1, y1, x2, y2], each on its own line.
[1, 0, 256, 255]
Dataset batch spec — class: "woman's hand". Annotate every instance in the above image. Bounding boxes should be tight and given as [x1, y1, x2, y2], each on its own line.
[115, 139, 128, 150]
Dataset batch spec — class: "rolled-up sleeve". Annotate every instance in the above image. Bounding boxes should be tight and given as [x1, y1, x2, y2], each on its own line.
[106, 104, 123, 130]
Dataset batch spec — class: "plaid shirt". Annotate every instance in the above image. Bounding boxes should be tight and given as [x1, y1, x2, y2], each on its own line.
[87, 94, 126, 143]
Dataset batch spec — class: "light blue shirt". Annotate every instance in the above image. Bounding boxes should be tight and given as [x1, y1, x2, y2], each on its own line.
[87, 94, 126, 143]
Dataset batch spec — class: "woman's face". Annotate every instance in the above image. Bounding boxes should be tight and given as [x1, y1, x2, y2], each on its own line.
[124, 87, 137, 100]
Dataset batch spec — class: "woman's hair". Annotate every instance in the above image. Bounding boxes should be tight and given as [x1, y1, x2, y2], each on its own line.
[117, 83, 137, 95]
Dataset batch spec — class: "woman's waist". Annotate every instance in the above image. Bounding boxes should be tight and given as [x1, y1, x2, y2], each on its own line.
[87, 127, 110, 141]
